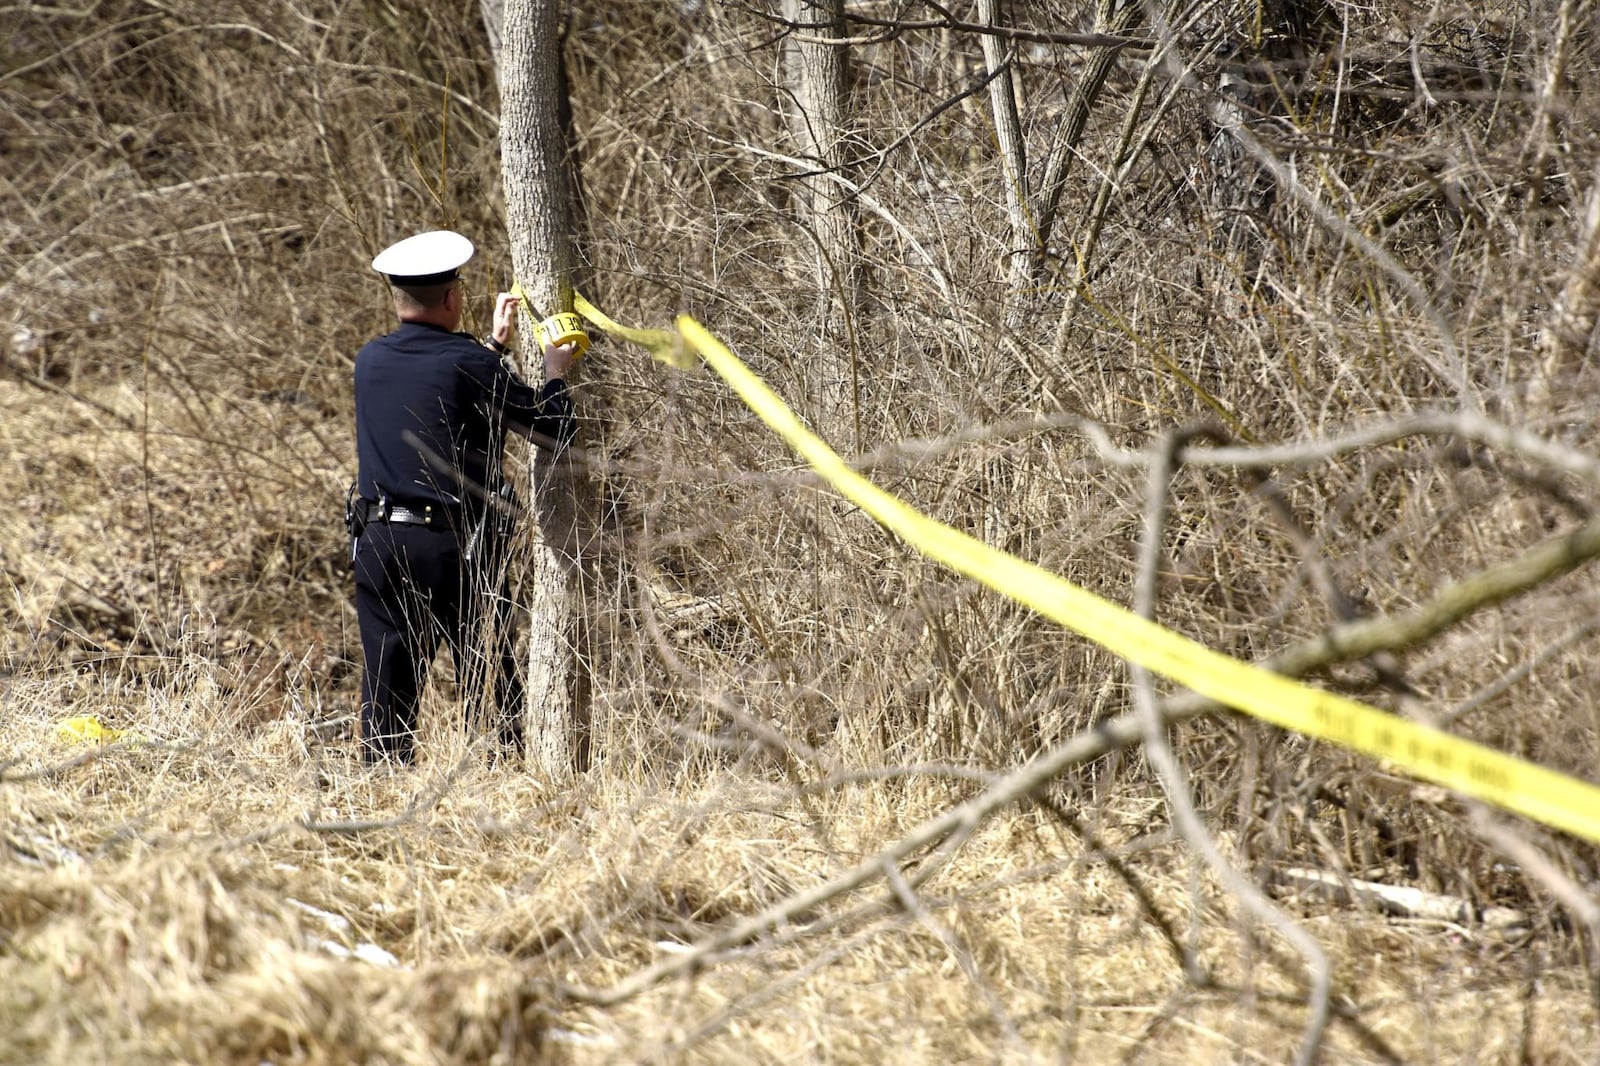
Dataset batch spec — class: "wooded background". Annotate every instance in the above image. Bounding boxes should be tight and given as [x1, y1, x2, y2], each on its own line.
[5, 1, 1600, 1062]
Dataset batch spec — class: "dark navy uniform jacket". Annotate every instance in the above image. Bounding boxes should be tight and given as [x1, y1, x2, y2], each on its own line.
[354, 320, 574, 518]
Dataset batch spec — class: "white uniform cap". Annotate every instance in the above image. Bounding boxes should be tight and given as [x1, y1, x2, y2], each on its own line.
[371, 230, 475, 285]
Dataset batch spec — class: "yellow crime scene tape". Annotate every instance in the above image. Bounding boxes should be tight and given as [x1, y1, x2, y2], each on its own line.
[57, 715, 143, 745]
[553, 294, 1600, 846]
[511, 282, 691, 367]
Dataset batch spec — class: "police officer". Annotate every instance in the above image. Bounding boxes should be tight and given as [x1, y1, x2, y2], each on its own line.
[350, 230, 578, 764]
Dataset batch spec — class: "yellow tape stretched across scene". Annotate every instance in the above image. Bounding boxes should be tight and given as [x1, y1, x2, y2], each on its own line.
[562, 296, 1600, 845]
[511, 283, 696, 369]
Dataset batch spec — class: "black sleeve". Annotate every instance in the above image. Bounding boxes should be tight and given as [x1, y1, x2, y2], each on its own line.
[461, 348, 576, 448]
[517, 377, 576, 447]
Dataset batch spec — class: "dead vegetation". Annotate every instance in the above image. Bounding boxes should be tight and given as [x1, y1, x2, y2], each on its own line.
[4, 0, 1600, 1061]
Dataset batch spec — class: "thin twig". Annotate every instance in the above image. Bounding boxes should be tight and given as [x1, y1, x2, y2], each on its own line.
[1441, 616, 1600, 727]
[1130, 427, 1332, 1065]
[881, 857, 1024, 1051]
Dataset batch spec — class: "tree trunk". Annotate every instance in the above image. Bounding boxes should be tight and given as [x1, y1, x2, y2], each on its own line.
[1204, 63, 1274, 307]
[1533, 162, 1600, 406]
[495, 0, 590, 776]
[781, 0, 862, 434]
[1030, 0, 1141, 269]
[976, 0, 1031, 326]
[1199, 1, 1332, 312]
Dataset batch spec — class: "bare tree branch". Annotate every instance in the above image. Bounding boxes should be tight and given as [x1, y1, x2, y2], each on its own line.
[1131, 426, 1332, 1066]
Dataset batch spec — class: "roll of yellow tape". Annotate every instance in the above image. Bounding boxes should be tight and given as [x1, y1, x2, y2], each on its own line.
[537, 312, 590, 358]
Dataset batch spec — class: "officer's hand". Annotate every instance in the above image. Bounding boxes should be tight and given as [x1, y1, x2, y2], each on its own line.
[543, 340, 578, 382]
[490, 292, 519, 347]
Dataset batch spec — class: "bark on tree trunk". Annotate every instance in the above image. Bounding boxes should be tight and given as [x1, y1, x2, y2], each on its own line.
[1204, 64, 1274, 304]
[977, 0, 1031, 325]
[1533, 162, 1600, 405]
[1199, 1, 1332, 312]
[781, 0, 861, 433]
[1030, 0, 1140, 271]
[495, 0, 590, 777]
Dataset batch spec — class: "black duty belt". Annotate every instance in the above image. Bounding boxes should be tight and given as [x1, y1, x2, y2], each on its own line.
[385, 504, 449, 527]
[351, 492, 468, 530]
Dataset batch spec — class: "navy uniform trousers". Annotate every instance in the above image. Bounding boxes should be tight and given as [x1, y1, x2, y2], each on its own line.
[353, 518, 523, 763]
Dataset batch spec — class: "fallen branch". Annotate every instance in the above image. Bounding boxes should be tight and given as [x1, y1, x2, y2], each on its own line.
[1271, 866, 1529, 931]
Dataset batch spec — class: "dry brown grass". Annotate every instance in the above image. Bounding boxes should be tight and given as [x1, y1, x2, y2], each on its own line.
[5, 0, 1600, 1061]
[4, 690, 1591, 1063]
